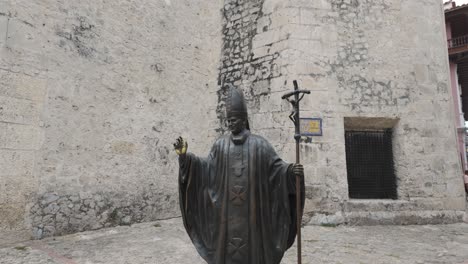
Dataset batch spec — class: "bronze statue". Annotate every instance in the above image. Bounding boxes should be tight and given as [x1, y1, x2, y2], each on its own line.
[174, 85, 305, 264]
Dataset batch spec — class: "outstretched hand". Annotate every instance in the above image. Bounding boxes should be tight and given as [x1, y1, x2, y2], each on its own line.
[174, 136, 188, 156]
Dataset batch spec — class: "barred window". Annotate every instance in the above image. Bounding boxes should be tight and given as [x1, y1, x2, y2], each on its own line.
[345, 130, 397, 199]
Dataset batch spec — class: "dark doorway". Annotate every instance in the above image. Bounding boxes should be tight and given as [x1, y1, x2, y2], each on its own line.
[345, 130, 397, 199]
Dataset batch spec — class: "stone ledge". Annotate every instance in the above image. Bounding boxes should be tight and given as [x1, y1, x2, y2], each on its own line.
[308, 210, 467, 226]
[343, 198, 467, 211]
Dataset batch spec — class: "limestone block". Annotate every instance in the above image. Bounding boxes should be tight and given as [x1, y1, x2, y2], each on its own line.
[0, 96, 42, 125]
[250, 112, 275, 131]
[252, 45, 271, 59]
[432, 183, 448, 196]
[257, 92, 285, 113]
[3, 124, 44, 150]
[256, 128, 281, 143]
[0, 70, 18, 98]
[15, 75, 47, 101]
[446, 178, 465, 199]
[384, 0, 402, 10]
[253, 39, 288, 59]
[320, 25, 339, 46]
[302, 166, 318, 185]
[252, 28, 286, 49]
[308, 211, 345, 225]
[299, 8, 325, 25]
[262, 0, 287, 15]
[302, 90, 329, 111]
[0, 16, 8, 47]
[287, 39, 323, 56]
[111, 141, 136, 155]
[0, 175, 36, 208]
[440, 197, 466, 211]
[413, 64, 429, 84]
[0, 203, 26, 230]
[0, 150, 34, 176]
[272, 111, 292, 129]
[268, 76, 288, 93]
[251, 80, 269, 96]
[256, 16, 271, 33]
[280, 142, 297, 162]
[406, 100, 438, 119]
[309, 166, 327, 185]
[288, 0, 332, 10]
[269, 7, 300, 29]
[299, 76, 336, 92]
[0, 122, 6, 146]
[417, 83, 439, 98]
[288, 24, 322, 40]
[289, 60, 328, 76]
[5, 18, 43, 53]
[300, 144, 318, 165]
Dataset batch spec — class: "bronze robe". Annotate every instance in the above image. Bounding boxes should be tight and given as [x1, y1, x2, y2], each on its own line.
[179, 132, 304, 264]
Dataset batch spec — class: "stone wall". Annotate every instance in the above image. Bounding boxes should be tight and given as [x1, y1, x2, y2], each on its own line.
[0, 0, 222, 238]
[217, 0, 466, 225]
[217, 0, 283, 133]
[1, 0, 466, 240]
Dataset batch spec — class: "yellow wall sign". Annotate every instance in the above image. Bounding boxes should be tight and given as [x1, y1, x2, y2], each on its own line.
[300, 118, 323, 136]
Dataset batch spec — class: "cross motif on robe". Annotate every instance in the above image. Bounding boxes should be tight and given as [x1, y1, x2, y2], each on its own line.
[232, 163, 244, 177]
[227, 237, 246, 257]
[230, 185, 247, 206]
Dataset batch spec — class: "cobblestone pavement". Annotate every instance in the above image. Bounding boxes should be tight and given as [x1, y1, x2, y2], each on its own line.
[1, 218, 468, 264]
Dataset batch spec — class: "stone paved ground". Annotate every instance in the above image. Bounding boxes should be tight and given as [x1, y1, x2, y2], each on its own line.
[1, 218, 468, 264]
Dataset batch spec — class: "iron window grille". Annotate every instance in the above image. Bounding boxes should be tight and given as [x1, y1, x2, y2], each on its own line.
[345, 130, 397, 199]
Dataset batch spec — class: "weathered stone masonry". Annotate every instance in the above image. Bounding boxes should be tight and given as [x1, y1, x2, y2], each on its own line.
[217, 0, 467, 225]
[330, 0, 411, 111]
[0, 0, 466, 240]
[217, 0, 283, 133]
[30, 189, 178, 238]
[1, 0, 222, 239]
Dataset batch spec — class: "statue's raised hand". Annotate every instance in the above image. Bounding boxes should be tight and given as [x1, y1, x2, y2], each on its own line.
[174, 136, 188, 156]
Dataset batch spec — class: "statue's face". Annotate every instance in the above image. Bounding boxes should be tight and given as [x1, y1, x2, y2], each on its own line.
[227, 117, 245, 135]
